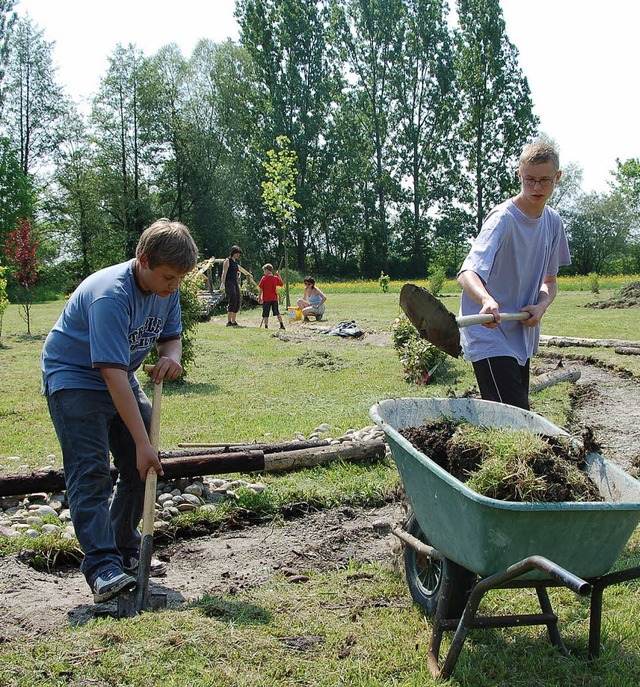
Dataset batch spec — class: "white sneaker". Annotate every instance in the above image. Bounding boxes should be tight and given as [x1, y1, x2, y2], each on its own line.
[123, 555, 168, 577]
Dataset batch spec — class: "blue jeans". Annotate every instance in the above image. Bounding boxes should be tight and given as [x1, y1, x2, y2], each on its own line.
[46, 386, 151, 584]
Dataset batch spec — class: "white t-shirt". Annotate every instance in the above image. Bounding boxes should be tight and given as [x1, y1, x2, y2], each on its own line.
[458, 199, 571, 365]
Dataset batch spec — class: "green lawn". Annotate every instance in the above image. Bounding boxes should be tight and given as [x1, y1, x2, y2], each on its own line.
[1, 284, 640, 686]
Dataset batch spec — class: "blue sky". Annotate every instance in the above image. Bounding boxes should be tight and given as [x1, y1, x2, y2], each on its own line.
[17, 0, 640, 194]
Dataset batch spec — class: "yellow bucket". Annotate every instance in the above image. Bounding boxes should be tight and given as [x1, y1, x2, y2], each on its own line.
[287, 306, 302, 320]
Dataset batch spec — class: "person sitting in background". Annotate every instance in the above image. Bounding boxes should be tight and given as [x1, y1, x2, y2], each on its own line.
[297, 276, 327, 322]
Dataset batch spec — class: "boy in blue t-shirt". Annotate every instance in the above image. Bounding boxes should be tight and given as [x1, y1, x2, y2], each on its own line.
[42, 218, 198, 603]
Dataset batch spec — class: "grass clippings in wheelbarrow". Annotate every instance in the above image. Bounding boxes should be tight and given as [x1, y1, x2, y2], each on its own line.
[400, 419, 603, 503]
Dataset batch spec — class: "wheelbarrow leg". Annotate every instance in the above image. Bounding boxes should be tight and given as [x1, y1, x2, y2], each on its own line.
[536, 587, 569, 657]
[428, 567, 483, 680]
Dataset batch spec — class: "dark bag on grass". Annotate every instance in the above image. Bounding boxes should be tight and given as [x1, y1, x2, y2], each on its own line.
[324, 320, 364, 338]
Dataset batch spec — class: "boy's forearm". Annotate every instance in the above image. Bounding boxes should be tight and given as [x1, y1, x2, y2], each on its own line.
[101, 368, 151, 448]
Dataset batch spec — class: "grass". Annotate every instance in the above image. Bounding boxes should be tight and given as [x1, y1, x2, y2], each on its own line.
[1, 280, 640, 685]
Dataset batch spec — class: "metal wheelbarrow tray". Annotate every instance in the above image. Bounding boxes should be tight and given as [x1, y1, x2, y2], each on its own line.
[370, 397, 640, 679]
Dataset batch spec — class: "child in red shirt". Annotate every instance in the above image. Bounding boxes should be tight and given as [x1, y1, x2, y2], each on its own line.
[258, 263, 285, 329]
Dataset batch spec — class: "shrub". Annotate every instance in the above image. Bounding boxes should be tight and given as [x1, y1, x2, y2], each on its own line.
[428, 264, 447, 295]
[588, 272, 600, 294]
[391, 315, 444, 385]
[379, 271, 390, 293]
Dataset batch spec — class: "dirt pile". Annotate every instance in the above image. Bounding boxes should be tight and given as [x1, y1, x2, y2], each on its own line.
[400, 420, 602, 503]
[586, 281, 640, 309]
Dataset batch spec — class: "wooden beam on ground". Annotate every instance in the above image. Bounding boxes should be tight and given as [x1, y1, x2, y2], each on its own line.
[540, 335, 640, 349]
[0, 441, 384, 498]
[615, 347, 640, 356]
[530, 367, 581, 393]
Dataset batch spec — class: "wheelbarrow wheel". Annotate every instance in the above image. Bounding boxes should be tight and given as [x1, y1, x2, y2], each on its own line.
[404, 514, 476, 617]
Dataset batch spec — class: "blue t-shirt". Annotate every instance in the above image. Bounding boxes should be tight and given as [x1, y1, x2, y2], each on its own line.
[458, 200, 571, 366]
[42, 259, 182, 393]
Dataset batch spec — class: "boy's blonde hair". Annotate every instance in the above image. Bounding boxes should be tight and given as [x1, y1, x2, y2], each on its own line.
[262, 263, 273, 272]
[519, 142, 560, 171]
[136, 218, 199, 272]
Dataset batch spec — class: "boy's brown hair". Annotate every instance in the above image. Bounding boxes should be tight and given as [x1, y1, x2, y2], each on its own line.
[262, 263, 273, 272]
[519, 141, 560, 171]
[136, 218, 199, 272]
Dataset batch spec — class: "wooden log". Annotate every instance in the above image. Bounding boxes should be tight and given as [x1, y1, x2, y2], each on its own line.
[169, 438, 330, 457]
[530, 367, 581, 393]
[0, 441, 384, 497]
[615, 347, 640, 356]
[264, 439, 386, 472]
[540, 335, 640, 349]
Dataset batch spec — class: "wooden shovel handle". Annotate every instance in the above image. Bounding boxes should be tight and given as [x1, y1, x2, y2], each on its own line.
[456, 311, 531, 328]
[141, 363, 162, 535]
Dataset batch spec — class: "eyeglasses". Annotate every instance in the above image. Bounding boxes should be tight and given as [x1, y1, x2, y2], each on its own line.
[522, 176, 556, 189]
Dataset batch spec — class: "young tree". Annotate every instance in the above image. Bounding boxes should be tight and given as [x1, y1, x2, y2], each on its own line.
[262, 135, 300, 306]
[4, 216, 38, 333]
[455, 0, 538, 233]
[0, 265, 9, 342]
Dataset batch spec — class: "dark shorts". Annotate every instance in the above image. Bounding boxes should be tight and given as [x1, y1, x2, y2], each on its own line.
[226, 281, 240, 313]
[262, 301, 280, 317]
[472, 356, 530, 410]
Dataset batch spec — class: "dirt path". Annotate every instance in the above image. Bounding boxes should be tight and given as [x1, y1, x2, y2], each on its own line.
[1, 360, 639, 639]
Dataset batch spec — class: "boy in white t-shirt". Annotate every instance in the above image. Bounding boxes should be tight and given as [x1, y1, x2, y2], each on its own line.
[457, 142, 571, 409]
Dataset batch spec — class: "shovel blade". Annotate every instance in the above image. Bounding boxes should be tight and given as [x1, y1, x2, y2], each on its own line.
[399, 283, 462, 358]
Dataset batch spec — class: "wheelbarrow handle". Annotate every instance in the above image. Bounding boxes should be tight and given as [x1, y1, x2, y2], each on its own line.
[457, 312, 531, 328]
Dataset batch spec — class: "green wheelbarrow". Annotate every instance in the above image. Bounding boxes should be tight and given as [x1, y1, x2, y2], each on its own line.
[370, 397, 640, 680]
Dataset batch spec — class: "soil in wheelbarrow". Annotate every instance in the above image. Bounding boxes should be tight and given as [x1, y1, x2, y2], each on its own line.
[400, 420, 603, 503]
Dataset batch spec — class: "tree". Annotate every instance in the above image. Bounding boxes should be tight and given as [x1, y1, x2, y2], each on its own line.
[91, 43, 154, 257]
[2, 15, 67, 179]
[565, 191, 633, 275]
[262, 135, 300, 306]
[389, 0, 460, 274]
[236, 0, 337, 271]
[3, 216, 38, 333]
[611, 158, 640, 272]
[0, 0, 17, 112]
[330, 0, 404, 275]
[0, 136, 34, 251]
[455, 0, 538, 233]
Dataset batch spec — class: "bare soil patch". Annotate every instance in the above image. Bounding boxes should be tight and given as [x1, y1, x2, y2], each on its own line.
[586, 281, 640, 309]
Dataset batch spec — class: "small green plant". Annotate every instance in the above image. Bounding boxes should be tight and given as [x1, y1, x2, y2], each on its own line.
[0, 266, 9, 342]
[378, 270, 390, 293]
[391, 315, 444, 385]
[428, 264, 447, 296]
[588, 272, 600, 294]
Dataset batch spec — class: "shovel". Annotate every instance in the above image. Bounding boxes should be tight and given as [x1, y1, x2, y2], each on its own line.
[118, 364, 168, 617]
[400, 283, 530, 358]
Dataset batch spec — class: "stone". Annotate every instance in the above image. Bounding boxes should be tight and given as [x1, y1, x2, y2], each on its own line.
[41, 524, 62, 535]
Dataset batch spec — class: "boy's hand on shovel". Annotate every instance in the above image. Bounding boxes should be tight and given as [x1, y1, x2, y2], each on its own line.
[147, 357, 182, 383]
[136, 443, 164, 483]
